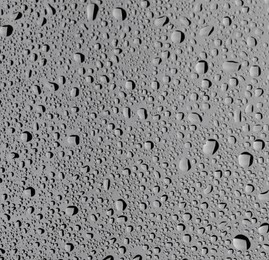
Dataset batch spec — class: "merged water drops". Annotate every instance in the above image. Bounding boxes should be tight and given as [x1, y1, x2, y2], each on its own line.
[0, 25, 13, 37]
[222, 60, 240, 73]
[20, 131, 32, 142]
[203, 139, 219, 155]
[178, 157, 191, 172]
[23, 187, 35, 197]
[65, 206, 79, 216]
[171, 30, 185, 43]
[195, 60, 208, 74]
[86, 3, 98, 21]
[238, 152, 254, 168]
[154, 16, 169, 27]
[233, 235, 251, 251]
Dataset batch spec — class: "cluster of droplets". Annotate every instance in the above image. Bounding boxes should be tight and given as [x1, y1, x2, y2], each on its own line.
[2, 0, 269, 259]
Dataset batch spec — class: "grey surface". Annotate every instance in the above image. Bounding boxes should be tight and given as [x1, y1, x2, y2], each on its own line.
[0, 0, 269, 259]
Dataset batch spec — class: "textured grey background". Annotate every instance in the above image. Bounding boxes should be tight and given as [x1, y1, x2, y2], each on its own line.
[0, 0, 269, 259]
